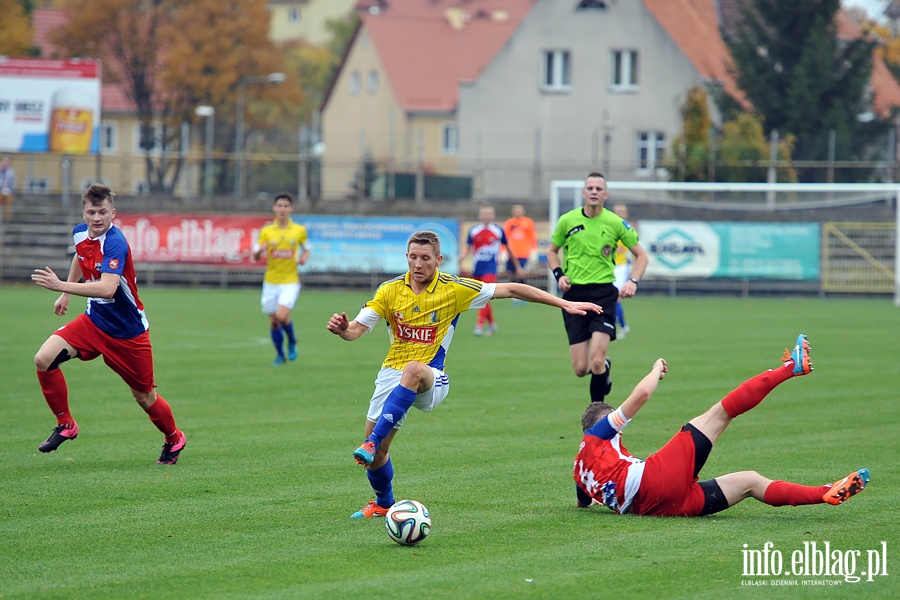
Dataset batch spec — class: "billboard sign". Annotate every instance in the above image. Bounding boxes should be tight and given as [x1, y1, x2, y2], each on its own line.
[0, 57, 102, 154]
[641, 221, 820, 279]
[112, 213, 461, 273]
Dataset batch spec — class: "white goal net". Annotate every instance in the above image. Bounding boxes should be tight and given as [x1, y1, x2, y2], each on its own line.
[549, 181, 900, 306]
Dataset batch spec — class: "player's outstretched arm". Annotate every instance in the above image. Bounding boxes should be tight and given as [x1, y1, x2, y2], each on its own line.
[618, 358, 667, 420]
[33, 266, 119, 300]
[327, 312, 368, 341]
[493, 282, 601, 315]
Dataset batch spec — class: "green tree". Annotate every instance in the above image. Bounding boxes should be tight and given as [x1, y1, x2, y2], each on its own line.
[724, 0, 889, 180]
[718, 113, 796, 183]
[670, 86, 713, 182]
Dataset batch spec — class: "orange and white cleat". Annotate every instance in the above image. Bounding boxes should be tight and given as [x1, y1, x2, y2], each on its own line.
[823, 469, 870, 506]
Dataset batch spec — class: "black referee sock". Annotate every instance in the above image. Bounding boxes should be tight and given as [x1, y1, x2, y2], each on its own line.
[589, 358, 613, 403]
[589, 374, 607, 403]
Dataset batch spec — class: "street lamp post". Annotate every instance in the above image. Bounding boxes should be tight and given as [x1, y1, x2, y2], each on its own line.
[234, 72, 287, 197]
[195, 105, 215, 197]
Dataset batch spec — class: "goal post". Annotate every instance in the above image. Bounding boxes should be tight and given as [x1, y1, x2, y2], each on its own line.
[548, 180, 900, 305]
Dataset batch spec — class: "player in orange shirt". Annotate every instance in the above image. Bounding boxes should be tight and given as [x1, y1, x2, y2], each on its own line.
[504, 204, 538, 306]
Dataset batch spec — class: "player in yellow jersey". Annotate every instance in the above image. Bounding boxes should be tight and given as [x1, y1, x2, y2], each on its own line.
[253, 193, 310, 366]
[612, 203, 632, 338]
[327, 230, 602, 519]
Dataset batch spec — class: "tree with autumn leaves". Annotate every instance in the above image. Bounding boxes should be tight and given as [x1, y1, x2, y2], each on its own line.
[0, 0, 34, 56]
[49, 0, 303, 194]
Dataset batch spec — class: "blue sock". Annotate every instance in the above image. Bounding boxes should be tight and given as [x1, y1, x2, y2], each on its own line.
[369, 385, 417, 447]
[270, 327, 285, 356]
[283, 321, 296, 345]
[616, 303, 626, 328]
[367, 458, 395, 508]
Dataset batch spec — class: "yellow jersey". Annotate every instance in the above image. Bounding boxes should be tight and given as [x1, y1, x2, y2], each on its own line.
[614, 240, 630, 267]
[258, 220, 308, 284]
[358, 270, 490, 370]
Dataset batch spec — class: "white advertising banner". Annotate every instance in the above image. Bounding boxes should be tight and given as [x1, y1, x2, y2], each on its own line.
[0, 57, 102, 154]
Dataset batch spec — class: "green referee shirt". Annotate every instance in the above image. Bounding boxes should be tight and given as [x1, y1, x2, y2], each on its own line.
[551, 208, 639, 285]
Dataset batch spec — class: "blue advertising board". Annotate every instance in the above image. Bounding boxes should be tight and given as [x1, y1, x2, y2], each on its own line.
[296, 215, 459, 274]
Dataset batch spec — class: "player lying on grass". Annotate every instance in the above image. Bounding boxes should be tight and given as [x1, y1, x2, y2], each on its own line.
[328, 230, 603, 519]
[574, 335, 869, 516]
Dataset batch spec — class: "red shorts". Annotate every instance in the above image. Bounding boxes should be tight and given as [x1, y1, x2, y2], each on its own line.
[475, 273, 497, 283]
[630, 429, 706, 517]
[54, 313, 156, 392]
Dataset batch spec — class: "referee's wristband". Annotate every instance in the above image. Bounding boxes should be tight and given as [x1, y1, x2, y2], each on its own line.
[552, 268, 564, 282]
[629, 277, 640, 285]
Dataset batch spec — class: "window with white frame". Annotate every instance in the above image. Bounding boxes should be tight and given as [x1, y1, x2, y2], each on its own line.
[611, 50, 639, 90]
[349, 71, 361, 95]
[636, 131, 666, 173]
[367, 70, 379, 94]
[441, 123, 458, 155]
[100, 120, 118, 154]
[133, 122, 163, 155]
[541, 49, 571, 92]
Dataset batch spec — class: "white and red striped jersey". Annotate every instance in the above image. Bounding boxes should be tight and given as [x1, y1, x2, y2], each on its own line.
[574, 426, 646, 514]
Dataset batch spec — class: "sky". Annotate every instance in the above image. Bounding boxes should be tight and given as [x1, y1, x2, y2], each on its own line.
[843, 0, 891, 20]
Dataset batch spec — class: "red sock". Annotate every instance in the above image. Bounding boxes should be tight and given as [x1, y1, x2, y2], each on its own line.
[764, 480, 828, 506]
[479, 302, 493, 325]
[720, 364, 794, 418]
[144, 395, 180, 442]
[37, 369, 73, 425]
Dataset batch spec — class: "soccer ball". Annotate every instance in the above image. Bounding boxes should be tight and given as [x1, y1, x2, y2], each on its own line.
[385, 499, 431, 546]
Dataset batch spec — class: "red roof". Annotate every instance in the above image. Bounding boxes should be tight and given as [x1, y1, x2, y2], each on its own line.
[31, 8, 66, 58]
[358, 1, 534, 113]
[835, 9, 900, 117]
[643, 0, 749, 109]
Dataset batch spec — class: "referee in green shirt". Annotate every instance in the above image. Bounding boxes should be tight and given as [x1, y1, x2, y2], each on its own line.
[548, 172, 649, 404]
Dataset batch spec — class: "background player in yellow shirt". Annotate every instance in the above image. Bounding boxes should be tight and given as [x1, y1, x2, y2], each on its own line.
[327, 230, 602, 519]
[253, 193, 310, 366]
[612, 203, 633, 338]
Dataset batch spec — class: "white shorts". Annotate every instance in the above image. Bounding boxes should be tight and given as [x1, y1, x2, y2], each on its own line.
[613, 264, 630, 290]
[366, 366, 451, 427]
[261, 282, 301, 314]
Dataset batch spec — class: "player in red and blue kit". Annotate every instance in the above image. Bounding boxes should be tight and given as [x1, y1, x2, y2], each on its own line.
[459, 204, 523, 336]
[574, 335, 869, 516]
[31, 184, 186, 464]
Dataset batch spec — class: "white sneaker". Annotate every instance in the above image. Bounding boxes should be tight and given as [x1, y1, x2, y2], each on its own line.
[619, 325, 630, 339]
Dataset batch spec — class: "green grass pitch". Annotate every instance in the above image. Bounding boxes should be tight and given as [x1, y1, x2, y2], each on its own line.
[0, 285, 897, 598]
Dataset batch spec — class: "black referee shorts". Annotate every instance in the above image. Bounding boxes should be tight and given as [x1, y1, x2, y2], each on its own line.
[561, 283, 618, 345]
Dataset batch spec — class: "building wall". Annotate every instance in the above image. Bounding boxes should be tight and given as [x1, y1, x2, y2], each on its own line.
[268, 0, 357, 46]
[457, 0, 712, 200]
[8, 112, 202, 199]
[320, 22, 466, 200]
